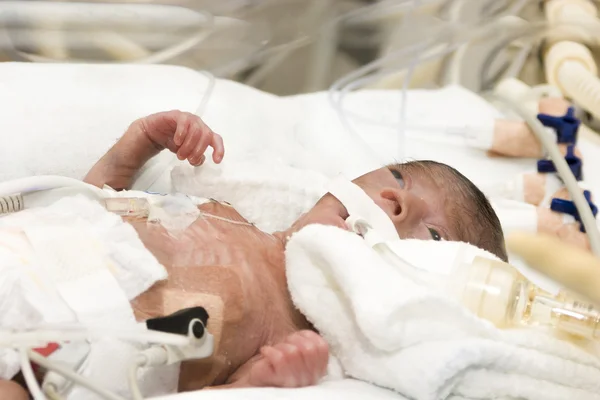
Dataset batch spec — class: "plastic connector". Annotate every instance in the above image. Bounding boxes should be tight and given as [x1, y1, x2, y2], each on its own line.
[145, 307, 214, 365]
[160, 320, 214, 365]
[41, 342, 91, 396]
[551, 190, 598, 232]
[537, 145, 583, 180]
[537, 106, 581, 144]
[146, 307, 209, 338]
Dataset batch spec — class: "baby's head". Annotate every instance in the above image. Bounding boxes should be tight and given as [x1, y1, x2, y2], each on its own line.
[289, 160, 507, 261]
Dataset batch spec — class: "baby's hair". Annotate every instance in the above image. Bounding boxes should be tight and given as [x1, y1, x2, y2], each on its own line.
[394, 160, 508, 261]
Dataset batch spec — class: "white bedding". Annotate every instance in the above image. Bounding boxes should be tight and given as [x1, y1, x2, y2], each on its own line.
[2, 62, 600, 193]
[153, 379, 402, 400]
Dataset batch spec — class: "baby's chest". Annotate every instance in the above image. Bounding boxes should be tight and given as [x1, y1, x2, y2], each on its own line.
[128, 203, 286, 386]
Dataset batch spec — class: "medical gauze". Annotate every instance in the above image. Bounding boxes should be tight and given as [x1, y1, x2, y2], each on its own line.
[0, 195, 174, 398]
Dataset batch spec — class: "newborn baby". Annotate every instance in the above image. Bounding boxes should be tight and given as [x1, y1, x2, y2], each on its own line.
[7, 111, 506, 397]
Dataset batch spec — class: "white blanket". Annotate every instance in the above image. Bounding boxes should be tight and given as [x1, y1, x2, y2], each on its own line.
[285, 224, 600, 400]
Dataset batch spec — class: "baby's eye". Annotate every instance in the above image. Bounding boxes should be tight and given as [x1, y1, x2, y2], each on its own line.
[390, 169, 405, 188]
[428, 228, 441, 241]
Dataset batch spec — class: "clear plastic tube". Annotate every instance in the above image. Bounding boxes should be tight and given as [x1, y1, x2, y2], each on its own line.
[103, 197, 150, 218]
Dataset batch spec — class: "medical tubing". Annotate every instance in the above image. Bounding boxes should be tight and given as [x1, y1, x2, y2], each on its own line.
[0, 176, 105, 199]
[328, 40, 452, 138]
[44, 385, 64, 400]
[20, 347, 46, 400]
[557, 61, 600, 120]
[494, 94, 600, 256]
[15, 7, 216, 66]
[128, 347, 168, 400]
[28, 351, 127, 400]
[397, 0, 422, 161]
[128, 355, 146, 400]
[0, 326, 191, 348]
[196, 70, 215, 117]
[0, 194, 24, 214]
[330, 21, 489, 134]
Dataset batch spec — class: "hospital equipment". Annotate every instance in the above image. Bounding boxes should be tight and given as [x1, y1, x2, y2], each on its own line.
[508, 231, 600, 307]
[11, 306, 214, 400]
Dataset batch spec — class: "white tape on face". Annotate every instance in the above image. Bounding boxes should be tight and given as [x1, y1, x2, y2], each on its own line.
[326, 176, 398, 242]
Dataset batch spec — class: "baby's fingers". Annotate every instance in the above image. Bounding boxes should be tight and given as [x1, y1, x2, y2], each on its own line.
[177, 129, 200, 161]
[211, 133, 225, 163]
[174, 113, 192, 147]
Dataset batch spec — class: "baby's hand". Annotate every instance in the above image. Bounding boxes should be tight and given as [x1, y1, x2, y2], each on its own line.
[140, 110, 224, 166]
[247, 330, 329, 388]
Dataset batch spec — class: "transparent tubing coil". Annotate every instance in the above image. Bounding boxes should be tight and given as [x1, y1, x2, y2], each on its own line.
[328, 35, 470, 157]
[327, 7, 519, 157]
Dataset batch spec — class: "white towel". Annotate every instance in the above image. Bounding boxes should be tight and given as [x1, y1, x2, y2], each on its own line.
[285, 225, 600, 400]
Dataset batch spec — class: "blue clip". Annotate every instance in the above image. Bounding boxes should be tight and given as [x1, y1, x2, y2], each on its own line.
[537, 107, 580, 144]
[550, 190, 598, 232]
[536, 145, 583, 180]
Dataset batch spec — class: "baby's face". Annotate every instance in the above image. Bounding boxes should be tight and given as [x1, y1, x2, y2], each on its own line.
[289, 167, 457, 242]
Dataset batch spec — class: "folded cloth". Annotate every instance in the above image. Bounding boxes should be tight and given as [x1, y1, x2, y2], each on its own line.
[285, 225, 600, 400]
[0, 195, 175, 399]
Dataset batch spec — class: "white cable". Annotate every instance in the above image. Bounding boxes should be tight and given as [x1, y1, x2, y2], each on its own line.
[494, 94, 600, 256]
[0, 326, 190, 348]
[128, 355, 146, 400]
[20, 347, 46, 400]
[44, 385, 64, 400]
[398, 0, 422, 162]
[128, 347, 170, 400]
[28, 351, 127, 400]
[0, 176, 105, 199]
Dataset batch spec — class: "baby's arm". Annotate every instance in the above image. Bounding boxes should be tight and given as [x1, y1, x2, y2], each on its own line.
[84, 110, 224, 190]
[208, 330, 329, 390]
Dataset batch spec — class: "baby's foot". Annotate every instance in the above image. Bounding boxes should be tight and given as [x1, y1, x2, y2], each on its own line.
[248, 330, 329, 388]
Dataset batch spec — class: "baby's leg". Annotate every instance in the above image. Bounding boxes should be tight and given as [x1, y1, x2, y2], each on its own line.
[227, 330, 329, 389]
[0, 380, 29, 400]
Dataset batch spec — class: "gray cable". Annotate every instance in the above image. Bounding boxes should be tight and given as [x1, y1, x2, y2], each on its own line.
[493, 93, 600, 256]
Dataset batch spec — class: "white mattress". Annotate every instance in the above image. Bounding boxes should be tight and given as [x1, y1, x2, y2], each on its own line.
[153, 379, 403, 400]
[3, 62, 598, 193]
